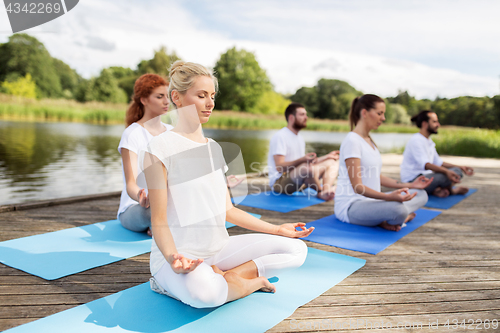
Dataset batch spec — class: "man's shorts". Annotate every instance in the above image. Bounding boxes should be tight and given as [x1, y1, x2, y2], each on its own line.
[272, 171, 302, 195]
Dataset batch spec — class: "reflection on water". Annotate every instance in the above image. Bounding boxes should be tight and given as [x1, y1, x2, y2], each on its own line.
[0, 121, 124, 205]
[0, 121, 413, 205]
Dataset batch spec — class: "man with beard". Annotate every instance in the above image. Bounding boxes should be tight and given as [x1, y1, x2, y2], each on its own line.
[400, 110, 474, 198]
[267, 102, 339, 200]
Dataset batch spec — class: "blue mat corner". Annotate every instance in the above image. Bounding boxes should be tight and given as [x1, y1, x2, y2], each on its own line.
[0, 220, 152, 280]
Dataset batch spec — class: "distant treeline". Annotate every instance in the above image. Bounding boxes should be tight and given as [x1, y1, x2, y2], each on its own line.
[1, 34, 499, 129]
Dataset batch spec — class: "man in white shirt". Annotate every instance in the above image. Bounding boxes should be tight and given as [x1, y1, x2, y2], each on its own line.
[400, 110, 474, 198]
[267, 103, 339, 201]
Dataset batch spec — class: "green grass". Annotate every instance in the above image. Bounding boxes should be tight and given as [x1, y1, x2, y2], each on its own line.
[434, 127, 500, 158]
[0, 94, 127, 124]
[1, 94, 498, 158]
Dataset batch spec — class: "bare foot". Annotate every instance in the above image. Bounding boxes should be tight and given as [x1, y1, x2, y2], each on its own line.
[433, 187, 450, 198]
[224, 272, 276, 303]
[379, 221, 401, 232]
[258, 277, 276, 293]
[451, 186, 469, 195]
[146, 228, 152, 237]
[404, 212, 416, 223]
[211, 265, 225, 276]
[317, 190, 335, 201]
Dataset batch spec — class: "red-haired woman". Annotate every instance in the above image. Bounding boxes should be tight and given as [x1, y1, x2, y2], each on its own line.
[117, 74, 173, 235]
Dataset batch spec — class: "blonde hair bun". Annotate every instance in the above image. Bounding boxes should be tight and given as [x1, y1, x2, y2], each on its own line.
[168, 61, 218, 108]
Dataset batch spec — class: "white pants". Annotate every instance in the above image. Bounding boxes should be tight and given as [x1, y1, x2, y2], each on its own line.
[154, 234, 308, 308]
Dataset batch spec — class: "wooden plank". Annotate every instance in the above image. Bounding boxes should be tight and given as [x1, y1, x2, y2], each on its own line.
[269, 311, 500, 332]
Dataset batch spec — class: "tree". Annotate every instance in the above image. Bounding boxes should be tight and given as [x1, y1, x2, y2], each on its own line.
[108, 66, 137, 101]
[83, 69, 127, 103]
[291, 87, 319, 116]
[249, 90, 290, 115]
[1, 73, 37, 98]
[385, 103, 411, 124]
[291, 79, 361, 119]
[53, 58, 82, 99]
[137, 46, 180, 77]
[214, 47, 272, 111]
[0, 33, 62, 98]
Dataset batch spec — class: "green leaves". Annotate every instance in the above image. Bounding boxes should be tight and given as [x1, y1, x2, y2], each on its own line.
[214, 47, 272, 112]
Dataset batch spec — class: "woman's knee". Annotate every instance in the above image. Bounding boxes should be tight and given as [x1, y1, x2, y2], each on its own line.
[119, 205, 151, 232]
[272, 236, 308, 268]
[290, 239, 308, 268]
[388, 204, 409, 225]
[184, 266, 228, 308]
[413, 189, 428, 206]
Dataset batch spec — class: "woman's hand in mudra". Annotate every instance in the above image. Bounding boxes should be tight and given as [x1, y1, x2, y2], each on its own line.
[167, 253, 203, 274]
[276, 223, 314, 238]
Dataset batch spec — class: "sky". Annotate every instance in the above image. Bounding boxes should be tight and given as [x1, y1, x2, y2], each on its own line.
[1, 0, 499, 99]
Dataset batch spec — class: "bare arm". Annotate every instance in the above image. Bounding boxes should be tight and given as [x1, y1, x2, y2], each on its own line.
[274, 153, 316, 171]
[441, 162, 474, 176]
[381, 174, 433, 190]
[144, 153, 202, 274]
[345, 158, 416, 202]
[121, 149, 149, 207]
[315, 150, 339, 164]
[225, 189, 314, 238]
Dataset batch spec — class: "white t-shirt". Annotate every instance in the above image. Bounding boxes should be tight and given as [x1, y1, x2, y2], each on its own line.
[400, 133, 443, 183]
[145, 131, 230, 276]
[334, 132, 383, 223]
[117, 122, 173, 218]
[267, 127, 306, 186]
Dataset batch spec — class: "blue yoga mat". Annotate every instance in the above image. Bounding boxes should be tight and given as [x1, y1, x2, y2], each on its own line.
[0, 220, 152, 280]
[225, 213, 261, 228]
[5, 248, 365, 333]
[425, 188, 477, 209]
[232, 190, 325, 213]
[302, 208, 441, 255]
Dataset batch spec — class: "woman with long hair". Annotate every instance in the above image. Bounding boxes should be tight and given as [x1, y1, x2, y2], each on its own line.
[334, 94, 432, 231]
[144, 61, 313, 308]
[117, 74, 172, 235]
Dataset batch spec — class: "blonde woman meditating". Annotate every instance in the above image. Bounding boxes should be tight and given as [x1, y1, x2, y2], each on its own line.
[334, 94, 432, 231]
[143, 61, 313, 308]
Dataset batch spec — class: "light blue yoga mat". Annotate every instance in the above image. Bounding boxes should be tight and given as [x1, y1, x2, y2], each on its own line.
[225, 213, 261, 228]
[425, 188, 477, 209]
[232, 190, 325, 213]
[5, 248, 365, 333]
[0, 220, 152, 280]
[302, 208, 441, 255]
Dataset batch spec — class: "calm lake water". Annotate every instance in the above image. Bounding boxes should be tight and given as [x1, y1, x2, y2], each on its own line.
[0, 121, 413, 205]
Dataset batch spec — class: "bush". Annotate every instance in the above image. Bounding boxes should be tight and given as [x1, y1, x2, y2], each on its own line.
[1, 73, 37, 99]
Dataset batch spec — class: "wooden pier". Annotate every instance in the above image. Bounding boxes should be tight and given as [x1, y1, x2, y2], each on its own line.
[1, 154, 499, 332]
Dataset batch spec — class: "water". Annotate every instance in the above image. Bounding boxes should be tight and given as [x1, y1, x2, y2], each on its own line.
[0, 121, 414, 205]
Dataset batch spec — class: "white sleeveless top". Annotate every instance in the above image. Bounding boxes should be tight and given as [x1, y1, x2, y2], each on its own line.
[144, 131, 229, 276]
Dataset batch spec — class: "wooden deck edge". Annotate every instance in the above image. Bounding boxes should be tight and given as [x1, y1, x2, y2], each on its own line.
[0, 191, 121, 213]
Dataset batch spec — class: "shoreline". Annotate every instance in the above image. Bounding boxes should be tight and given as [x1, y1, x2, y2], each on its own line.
[2, 154, 499, 211]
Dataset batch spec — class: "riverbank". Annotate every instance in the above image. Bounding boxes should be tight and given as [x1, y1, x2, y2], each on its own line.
[1, 94, 499, 158]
